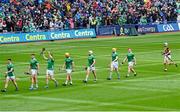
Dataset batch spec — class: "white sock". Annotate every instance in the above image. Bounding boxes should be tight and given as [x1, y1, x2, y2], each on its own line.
[65, 80, 68, 84]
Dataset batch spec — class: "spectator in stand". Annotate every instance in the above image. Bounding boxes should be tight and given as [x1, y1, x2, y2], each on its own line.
[0, 0, 178, 33]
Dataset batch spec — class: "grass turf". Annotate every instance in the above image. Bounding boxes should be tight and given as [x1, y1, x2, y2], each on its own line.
[0, 32, 180, 111]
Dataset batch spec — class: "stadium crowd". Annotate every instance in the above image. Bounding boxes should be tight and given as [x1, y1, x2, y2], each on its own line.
[0, 0, 179, 33]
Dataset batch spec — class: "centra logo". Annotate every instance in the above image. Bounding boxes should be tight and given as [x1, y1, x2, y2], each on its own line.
[163, 24, 174, 31]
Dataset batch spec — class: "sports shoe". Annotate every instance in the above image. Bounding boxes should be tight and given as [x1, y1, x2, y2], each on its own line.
[164, 69, 167, 72]
[134, 73, 137, 77]
[15, 88, 19, 91]
[126, 75, 129, 78]
[175, 64, 178, 67]
[83, 80, 87, 83]
[44, 86, 49, 88]
[29, 87, 34, 90]
[1, 89, 6, 92]
[107, 78, 111, 80]
[117, 77, 120, 80]
[70, 83, 73, 86]
[55, 81, 58, 87]
[34, 87, 38, 90]
[62, 83, 67, 86]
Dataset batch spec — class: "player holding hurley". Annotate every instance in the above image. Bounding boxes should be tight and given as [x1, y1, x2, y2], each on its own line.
[107, 48, 120, 80]
[62, 53, 74, 86]
[83, 50, 97, 83]
[42, 51, 58, 88]
[122, 48, 137, 77]
[1, 59, 18, 92]
[163, 42, 178, 71]
[29, 54, 39, 90]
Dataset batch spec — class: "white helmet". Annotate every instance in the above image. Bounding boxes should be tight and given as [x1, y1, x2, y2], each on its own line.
[164, 42, 168, 47]
[89, 50, 93, 54]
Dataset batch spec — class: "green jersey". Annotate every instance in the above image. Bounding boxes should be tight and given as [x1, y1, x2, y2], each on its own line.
[47, 58, 54, 70]
[30, 58, 39, 69]
[7, 63, 14, 76]
[65, 57, 73, 69]
[88, 55, 95, 67]
[112, 52, 118, 61]
[127, 52, 135, 62]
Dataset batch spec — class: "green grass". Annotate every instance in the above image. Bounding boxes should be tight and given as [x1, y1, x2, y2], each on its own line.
[0, 32, 180, 111]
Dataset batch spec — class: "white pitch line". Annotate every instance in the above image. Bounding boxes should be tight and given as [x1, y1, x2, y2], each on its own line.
[112, 86, 172, 93]
[2, 95, 175, 111]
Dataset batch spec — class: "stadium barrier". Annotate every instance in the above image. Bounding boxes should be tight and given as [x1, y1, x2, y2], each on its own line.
[97, 22, 180, 36]
[0, 28, 96, 44]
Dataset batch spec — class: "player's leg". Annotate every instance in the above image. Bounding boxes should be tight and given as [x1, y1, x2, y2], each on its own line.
[130, 67, 137, 76]
[92, 68, 97, 82]
[45, 74, 49, 88]
[115, 68, 120, 79]
[11, 77, 18, 91]
[1, 77, 9, 92]
[126, 66, 131, 77]
[84, 67, 90, 83]
[114, 62, 120, 79]
[30, 75, 35, 89]
[69, 74, 73, 85]
[126, 62, 131, 77]
[168, 56, 178, 67]
[63, 69, 71, 86]
[34, 74, 38, 89]
[45, 70, 50, 88]
[164, 57, 168, 71]
[107, 62, 113, 80]
[50, 73, 58, 87]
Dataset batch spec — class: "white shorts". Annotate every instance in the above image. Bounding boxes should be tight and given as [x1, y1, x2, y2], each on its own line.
[87, 66, 95, 71]
[31, 69, 38, 76]
[164, 55, 171, 63]
[46, 70, 54, 76]
[111, 61, 119, 69]
[6, 76, 15, 80]
[128, 62, 134, 67]
[66, 69, 72, 74]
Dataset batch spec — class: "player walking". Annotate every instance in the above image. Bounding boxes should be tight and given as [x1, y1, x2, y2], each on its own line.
[62, 53, 74, 86]
[29, 54, 39, 90]
[107, 48, 120, 80]
[43, 51, 58, 88]
[83, 50, 97, 83]
[1, 59, 18, 92]
[163, 42, 178, 71]
[122, 48, 137, 77]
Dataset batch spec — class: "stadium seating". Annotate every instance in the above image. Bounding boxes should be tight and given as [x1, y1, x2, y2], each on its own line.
[0, 0, 179, 33]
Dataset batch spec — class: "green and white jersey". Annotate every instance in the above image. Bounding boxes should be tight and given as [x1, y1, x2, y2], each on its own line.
[112, 52, 118, 62]
[127, 52, 135, 62]
[30, 58, 39, 69]
[7, 63, 14, 76]
[65, 57, 73, 69]
[47, 58, 54, 70]
[88, 55, 95, 67]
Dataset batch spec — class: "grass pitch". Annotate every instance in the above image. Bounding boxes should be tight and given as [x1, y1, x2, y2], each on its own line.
[0, 33, 180, 111]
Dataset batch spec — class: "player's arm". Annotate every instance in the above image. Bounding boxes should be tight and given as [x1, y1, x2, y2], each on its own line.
[62, 62, 66, 70]
[134, 57, 137, 65]
[5, 68, 13, 74]
[72, 61, 75, 71]
[48, 52, 54, 60]
[42, 52, 48, 60]
[113, 56, 118, 62]
[37, 63, 40, 74]
[165, 50, 171, 56]
[91, 59, 96, 67]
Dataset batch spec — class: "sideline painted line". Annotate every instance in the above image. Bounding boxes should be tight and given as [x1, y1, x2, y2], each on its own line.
[2, 95, 175, 111]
